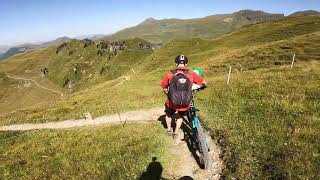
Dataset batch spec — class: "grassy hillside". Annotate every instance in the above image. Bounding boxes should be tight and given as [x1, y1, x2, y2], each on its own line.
[0, 14, 319, 179]
[101, 10, 283, 43]
[47, 38, 153, 90]
[133, 16, 320, 85]
[0, 48, 66, 116]
[0, 38, 152, 116]
[200, 61, 320, 179]
[131, 16, 320, 178]
[0, 72, 61, 115]
[0, 122, 167, 179]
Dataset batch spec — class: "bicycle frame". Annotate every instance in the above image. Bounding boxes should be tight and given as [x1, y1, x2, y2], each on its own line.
[189, 98, 201, 129]
[188, 92, 210, 150]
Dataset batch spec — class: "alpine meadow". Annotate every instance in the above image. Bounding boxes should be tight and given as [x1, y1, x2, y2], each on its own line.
[0, 3, 319, 179]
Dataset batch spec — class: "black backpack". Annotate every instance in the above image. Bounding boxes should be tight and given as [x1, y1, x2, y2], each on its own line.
[168, 70, 192, 106]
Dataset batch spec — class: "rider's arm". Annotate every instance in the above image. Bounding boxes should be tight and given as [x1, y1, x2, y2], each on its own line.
[192, 72, 207, 87]
[160, 72, 173, 94]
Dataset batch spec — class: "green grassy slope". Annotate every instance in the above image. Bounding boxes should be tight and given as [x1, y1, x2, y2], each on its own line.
[0, 38, 152, 116]
[0, 73, 61, 115]
[0, 122, 167, 179]
[130, 16, 319, 178]
[0, 48, 66, 116]
[0, 38, 152, 89]
[47, 38, 153, 90]
[200, 61, 320, 179]
[136, 15, 320, 74]
[101, 10, 283, 43]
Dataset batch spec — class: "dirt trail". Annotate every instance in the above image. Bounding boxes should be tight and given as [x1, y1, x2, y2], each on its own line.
[0, 107, 163, 131]
[0, 107, 223, 179]
[5, 73, 64, 97]
[161, 127, 222, 179]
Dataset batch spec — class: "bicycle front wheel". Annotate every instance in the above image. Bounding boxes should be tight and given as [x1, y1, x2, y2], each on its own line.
[196, 125, 210, 170]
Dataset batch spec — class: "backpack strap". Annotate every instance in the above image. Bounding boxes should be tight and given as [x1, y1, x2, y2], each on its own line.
[170, 69, 177, 75]
[171, 69, 189, 75]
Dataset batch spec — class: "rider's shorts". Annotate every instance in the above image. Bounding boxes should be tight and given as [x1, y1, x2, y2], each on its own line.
[165, 105, 188, 117]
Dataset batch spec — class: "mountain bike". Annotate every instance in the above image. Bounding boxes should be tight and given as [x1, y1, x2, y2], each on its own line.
[187, 85, 210, 170]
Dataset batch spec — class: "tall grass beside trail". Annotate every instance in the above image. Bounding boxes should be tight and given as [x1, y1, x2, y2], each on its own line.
[0, 122, 167, 179]
[199, 63, 320, 179]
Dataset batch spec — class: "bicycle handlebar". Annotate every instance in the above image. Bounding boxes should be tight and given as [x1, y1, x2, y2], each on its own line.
[192, 84, 207, 93]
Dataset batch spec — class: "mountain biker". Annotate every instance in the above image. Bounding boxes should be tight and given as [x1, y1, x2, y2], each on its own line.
[160, 55, 207, 141]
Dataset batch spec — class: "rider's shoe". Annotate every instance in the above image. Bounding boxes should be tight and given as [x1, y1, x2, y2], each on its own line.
[172, 133, 180, 145]
[166, 129, 172, 136]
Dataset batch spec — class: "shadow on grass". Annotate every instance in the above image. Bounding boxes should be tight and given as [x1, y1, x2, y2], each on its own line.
[139, 157, 163, 180]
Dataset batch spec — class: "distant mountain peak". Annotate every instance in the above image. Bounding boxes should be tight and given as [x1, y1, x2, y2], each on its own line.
[234, 9, 269, 15]
[0, 36, 72, 60]
[98, 9, 285, 44]
[289, 10, 320, 17]
[142, 17, 156, 24]
[229, 9, 284, 24]
[56, 36, 71, 41]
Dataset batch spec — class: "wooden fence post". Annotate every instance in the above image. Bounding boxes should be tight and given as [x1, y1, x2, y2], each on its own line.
[290, 54, 296, 69]
[227, 67, 232, 85]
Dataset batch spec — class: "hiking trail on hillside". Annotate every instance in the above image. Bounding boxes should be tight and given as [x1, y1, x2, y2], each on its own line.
[5, 73, 64, 97]
[0, 107, 163, 131]
[0, 107, 223, 179]
[161, 129, 223, 179]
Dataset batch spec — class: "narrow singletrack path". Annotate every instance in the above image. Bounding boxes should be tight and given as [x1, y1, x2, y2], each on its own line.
[161, 130, 222, 180]
[158, 119, 223, 179]
[0, 107, 163, 131]
[5, 73, 64, 97]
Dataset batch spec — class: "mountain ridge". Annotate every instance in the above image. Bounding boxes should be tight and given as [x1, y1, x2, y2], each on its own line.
[289, 10, 320, 17]
[98, 9, 285, 43]
[0, 37, 72, 61]
[1, 9, 318, 61]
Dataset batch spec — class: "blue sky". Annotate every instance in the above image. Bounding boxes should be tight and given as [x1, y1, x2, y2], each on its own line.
[1, 0, 319, 45]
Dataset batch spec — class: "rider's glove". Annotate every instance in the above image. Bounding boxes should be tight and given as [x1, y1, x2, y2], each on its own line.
[163, 88, 168, 95]
[192, 84, 202, 91]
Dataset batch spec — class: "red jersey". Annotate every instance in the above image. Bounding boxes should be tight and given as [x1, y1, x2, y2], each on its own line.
[160, 67, 205, 111]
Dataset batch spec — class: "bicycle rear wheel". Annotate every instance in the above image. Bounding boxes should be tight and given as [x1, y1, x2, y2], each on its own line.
[196, 125, 210, 170]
